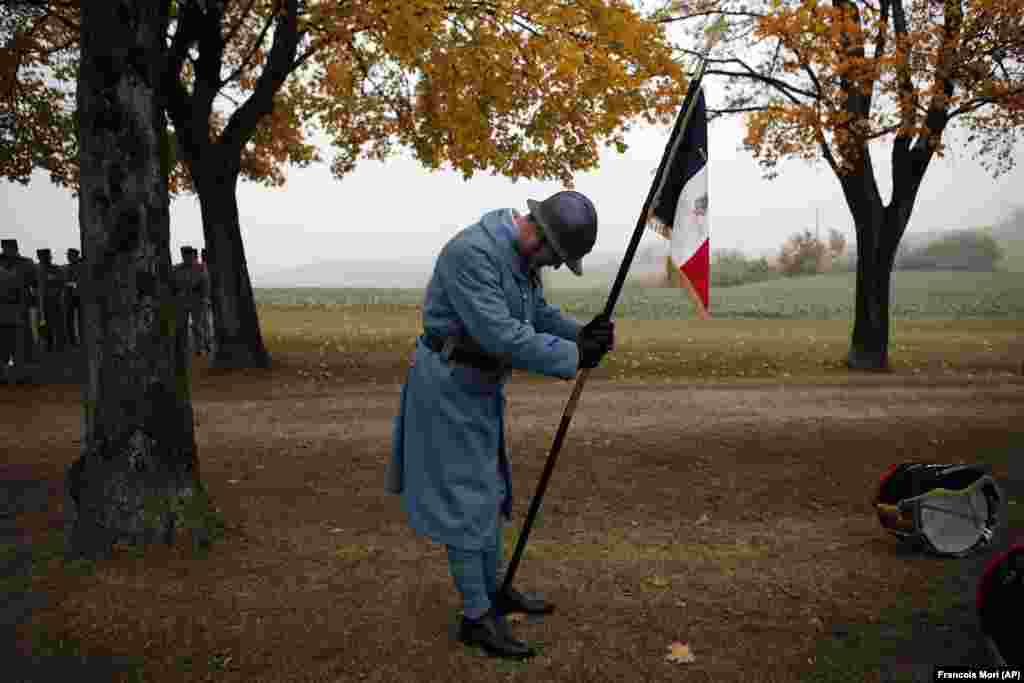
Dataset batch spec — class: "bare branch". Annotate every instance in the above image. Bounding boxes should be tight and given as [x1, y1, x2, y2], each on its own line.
[874, 0, 889, 69]
[817, 140, 840, 176]
[654, 9, 768, 23]
[948, 86, 1024, 118]
[220, 0, 301, 153]
[915, 0, 963, 156]
[709, 105, 770, 114]
[166, 2, 201, 103]
[217, 89, 241, 107]
[192, 1, 227, 120]
[891, 0, 917, 141]
[292, 41, 320, 71]
[704, 55, 818, 103]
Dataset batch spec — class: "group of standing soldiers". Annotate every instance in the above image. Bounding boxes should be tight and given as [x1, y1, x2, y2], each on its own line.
[1, 239, 214, 382]
[0, 239, 83, 380]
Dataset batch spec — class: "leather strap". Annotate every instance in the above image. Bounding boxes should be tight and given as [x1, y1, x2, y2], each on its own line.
[422, 333, 504, 372]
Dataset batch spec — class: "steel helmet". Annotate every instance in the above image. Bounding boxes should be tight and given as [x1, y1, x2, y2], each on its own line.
[526, 191, 598, 276]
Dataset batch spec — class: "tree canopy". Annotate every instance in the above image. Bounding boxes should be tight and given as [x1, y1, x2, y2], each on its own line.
[657, 0, 1024, 181]
[0, 0, 78, 187]
[2, 0, 689, 194]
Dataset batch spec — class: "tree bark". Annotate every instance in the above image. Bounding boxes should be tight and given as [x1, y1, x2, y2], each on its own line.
[68, 0, 205, 558]
[848, 213, 902, 371]
[841, 173, 914, 372]
[194, 157, 271, 370]
[835, 156, 897, 371]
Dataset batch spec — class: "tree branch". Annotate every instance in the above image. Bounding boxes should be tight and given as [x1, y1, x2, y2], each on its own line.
[948, 86, 1024, 118]
[704, 64, 816, 103]
[167, 2, 199, 82]
[708, 105, 771, 114]
[654, 9, 767, 23]
[220, 0, 301, 155]
[192, 0, 227, 127]
[220, 3, 275, 89]
[817, 130, 841, 176]
[890, 0, 917, 178]
[874, 0, 889, 72]
[217, 89, 241, 107]
[291, 41, 321, 71]
[914, 0, 962, 157]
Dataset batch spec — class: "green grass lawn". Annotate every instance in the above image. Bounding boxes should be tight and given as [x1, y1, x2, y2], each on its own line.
[256, 270, 1024, 321]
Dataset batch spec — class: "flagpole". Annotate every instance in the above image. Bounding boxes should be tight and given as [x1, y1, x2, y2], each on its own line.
[501, 39, 718, 595]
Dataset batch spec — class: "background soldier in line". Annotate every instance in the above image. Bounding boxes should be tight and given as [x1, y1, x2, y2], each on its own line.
[64, 248, 83, 347]
[36, 248, 67, 352]
[0, 239, 33, 382]
[172, 246, 206, 355]
[198, 247, 213, 354]
[2, 240, 39, 366]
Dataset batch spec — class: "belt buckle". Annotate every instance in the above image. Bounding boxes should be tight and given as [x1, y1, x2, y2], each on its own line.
[441, 336, 457, 361]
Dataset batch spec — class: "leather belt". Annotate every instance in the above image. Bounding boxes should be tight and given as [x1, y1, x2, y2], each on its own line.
[422, 333, 504, 372]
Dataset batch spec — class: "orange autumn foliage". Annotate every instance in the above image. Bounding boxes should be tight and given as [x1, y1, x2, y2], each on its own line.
[2, 0, 688, 195]
[658, 0, 1024, 179]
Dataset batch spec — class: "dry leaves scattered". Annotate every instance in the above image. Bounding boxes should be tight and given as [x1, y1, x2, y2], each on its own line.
[666, 641, 696, 664]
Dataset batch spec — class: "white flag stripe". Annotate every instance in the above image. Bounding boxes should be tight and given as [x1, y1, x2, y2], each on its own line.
[669, 165, 708, 269]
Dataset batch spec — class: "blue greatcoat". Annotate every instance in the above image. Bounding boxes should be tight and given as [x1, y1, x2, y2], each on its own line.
[387, 208, 583, 551]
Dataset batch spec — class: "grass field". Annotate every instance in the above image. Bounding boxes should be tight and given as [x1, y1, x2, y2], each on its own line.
[255, 304, 1024, 382]
[253, 270, 1024, 382]
[255, 270, 1024, 320]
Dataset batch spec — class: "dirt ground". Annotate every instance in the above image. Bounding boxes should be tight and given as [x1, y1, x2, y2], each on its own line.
[2, 348, 1022, 682]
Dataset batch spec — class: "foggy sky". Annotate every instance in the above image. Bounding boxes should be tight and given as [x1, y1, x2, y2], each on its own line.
[2, 104, 1021, 277]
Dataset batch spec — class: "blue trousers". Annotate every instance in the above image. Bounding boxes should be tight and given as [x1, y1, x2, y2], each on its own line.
[446, 518, 504, 619]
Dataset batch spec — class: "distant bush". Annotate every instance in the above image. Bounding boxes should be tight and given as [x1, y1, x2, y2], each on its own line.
[711, 249, 782, 287]
[777, 228, 847, 277]
[896, 229, 1005, 271]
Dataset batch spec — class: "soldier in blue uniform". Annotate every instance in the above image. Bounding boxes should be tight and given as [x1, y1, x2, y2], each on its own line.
[387, 191, 615, 659]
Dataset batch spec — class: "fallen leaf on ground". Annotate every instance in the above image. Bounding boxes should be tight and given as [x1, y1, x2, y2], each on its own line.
[643, 575, 671, 589]
[666, 641, 695, 664]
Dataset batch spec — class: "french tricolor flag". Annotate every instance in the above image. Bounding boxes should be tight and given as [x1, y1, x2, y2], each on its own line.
[646, 85, 710, 318]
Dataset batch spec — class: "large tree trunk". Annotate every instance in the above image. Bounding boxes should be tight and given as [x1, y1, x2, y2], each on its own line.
[848, 211, 903, 371]
[68, 0, 206, 559]
[194, 157, 271, 370]
[161, 0, 301, 372]
[842, 169, 915, 372]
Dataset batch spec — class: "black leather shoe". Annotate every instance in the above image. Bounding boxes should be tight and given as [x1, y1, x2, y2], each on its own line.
[458, 608, 536, 659]
[492, 587, 555, 616]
